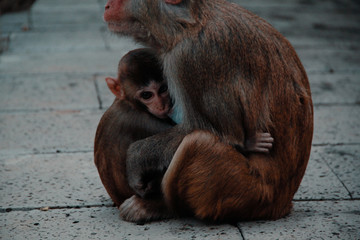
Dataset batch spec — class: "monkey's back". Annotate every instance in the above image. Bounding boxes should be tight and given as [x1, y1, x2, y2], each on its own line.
[164, 0, 313, 213]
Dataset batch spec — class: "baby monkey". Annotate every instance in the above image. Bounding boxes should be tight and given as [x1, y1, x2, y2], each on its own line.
[94, 48, 175, 206]
[94, 48, 273, 206]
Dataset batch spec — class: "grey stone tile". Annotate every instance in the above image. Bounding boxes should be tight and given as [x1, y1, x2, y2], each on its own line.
[0, 74, 98, 111]
[31, 12, 104, 32]
[0, 207, 242, 240]
[238, 200, 360, 240]
[0, 109, 103, 156]
[319, 145, 360, 198]
[0, 10, 31, 33]
[288, 36, 359, 51]
[298, 49, 360, 74]
[7, 31, 106, 53]
[313, 106, 360, 145]
[29, 0, 103, 32]
[0, 50, 132, 74]
[295, 147, 350, 200]
[309, 72, 360, 105]
[239, 4, 360, 41]
[32, 0, 99, 8]
[0, 152, 110, 209]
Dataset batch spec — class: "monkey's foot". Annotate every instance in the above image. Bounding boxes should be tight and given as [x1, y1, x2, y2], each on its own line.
[119, 195, 173, 223]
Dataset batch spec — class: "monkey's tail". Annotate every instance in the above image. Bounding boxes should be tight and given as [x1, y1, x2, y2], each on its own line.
[162, 130, 291, 222]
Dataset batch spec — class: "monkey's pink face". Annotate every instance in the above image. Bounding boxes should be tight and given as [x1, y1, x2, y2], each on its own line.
[103, 0, 184, 30]
[136, 81, 172, 119]
[104, 0, 130, 30]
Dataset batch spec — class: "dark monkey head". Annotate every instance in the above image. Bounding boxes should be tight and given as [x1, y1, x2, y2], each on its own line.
[106, 48, 172, 119]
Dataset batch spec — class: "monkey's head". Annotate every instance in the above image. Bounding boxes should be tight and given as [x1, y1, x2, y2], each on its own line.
[106, 48, 172, 119]
[103, 0, 199, 47]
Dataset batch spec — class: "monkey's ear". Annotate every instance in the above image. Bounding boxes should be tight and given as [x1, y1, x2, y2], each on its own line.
[165, 0, 182, 4]
[105, 77, 125, 99]
[165, 0, 196, 25]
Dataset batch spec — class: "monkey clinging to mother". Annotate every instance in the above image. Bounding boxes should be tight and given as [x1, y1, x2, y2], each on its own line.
[97, 0, 314, 223]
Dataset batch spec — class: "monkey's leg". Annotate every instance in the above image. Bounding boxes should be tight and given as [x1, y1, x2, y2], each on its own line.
[126, 126, 187, 198]
[162, 130, 292, 221]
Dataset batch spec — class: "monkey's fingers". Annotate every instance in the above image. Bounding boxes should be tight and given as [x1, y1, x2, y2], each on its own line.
[252, 147, 270, 153]
[252, 141, 273, 153]
[256, 132, 272, 138]
[258, 136, 274, 143]
[257, 142, 273, 147]
[256, 142, 273, 149]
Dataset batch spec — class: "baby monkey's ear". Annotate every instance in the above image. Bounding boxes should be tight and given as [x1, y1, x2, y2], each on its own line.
[105, 77, 125, 99]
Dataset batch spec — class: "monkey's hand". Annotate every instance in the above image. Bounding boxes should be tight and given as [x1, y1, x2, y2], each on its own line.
[119, 195, 173, 223]
[245, 132, 274, 153]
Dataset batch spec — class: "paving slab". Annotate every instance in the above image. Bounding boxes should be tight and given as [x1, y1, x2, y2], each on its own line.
[288, 36, 359, 51]
[0, 152, 110, 209]
[0, 207, 242, 240]
[309, 72, 360, 105]
[319, 145, 360, 198]
[28, 0, 103, 33]
[0, 10, 31, 33]
[0, 50, 132, 74]
[0, 73, 99, 111]
[238, 200, 360, 240]
[313, 105, 360, 145]
[6, 31, 106, 54]
[234, 1, 360, 43]
[0, 110, 102, 157]
[294, 146, 350, 200]
[30, 11, 103, 33]
[297, 49, 360, 74]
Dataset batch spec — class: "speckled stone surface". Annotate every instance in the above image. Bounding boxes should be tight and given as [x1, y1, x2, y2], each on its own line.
[1, 208, 242, 240]
[0, 110, 102, 157]
[0, 74, 98, 111]
[238, 201, 360, 240]
[0, 152, 111, 209]
[294, 147, 350, 200]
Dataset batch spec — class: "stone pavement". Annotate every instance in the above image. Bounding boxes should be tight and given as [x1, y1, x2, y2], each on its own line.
[0, 0, 359, 239]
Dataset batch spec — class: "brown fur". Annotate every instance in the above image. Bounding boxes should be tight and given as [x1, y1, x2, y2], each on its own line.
[94, 98, 174, 206]
[104, 0, 313, 222]
[94, 49, 175, 207]
[163, 131, 293, 221]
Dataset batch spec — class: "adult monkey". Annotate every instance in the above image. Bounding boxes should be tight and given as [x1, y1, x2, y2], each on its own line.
[103, 0, 313, 222]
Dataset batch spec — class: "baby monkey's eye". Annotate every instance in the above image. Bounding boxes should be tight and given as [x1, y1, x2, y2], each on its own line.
[140, 91, 153, 100]
[159, 84, 168, 94]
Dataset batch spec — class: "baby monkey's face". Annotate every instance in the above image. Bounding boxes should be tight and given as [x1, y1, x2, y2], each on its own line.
[136, 80, 172, 119]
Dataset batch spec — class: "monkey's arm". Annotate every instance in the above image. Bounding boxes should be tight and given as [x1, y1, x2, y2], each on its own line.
[126, 125, 187, 198]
